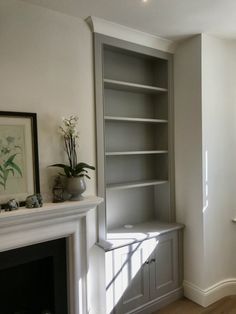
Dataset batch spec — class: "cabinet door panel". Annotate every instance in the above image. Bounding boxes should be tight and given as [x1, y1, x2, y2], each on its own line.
[106, 239, 156, 314]
[150, 231, 178, 299]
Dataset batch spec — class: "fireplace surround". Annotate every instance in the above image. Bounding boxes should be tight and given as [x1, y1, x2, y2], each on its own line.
[0, 196, 102, 314]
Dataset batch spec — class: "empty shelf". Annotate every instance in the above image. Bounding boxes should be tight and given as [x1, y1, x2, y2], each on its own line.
[104, 79, 168, 94]
[105, 150, 168, 156]
[104, 116, 168, 123]
[107, 179, 168, 190]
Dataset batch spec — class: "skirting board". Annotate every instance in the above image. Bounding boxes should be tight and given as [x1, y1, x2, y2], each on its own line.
[183, 279, 236, 307]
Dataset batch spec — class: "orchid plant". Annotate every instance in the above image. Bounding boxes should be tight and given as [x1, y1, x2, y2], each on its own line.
[50, 115, 95, 178]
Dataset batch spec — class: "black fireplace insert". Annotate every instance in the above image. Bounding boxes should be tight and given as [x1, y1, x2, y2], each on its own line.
[0, 238, 68, 314]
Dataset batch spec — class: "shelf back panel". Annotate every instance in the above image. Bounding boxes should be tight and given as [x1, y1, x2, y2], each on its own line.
[104, 47, 168, 88]
[106, 186, 155, 229]
[105, 154, 168, 185]
[104, 89, 168, 120]
[105, 122, 168, 152]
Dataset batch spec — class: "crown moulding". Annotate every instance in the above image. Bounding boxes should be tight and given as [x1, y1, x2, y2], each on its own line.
[86, 16, 176, 53]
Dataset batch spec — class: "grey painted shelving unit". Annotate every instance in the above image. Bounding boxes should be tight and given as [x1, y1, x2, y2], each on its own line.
[94, 34, 175, 237]
[94, 33, 183, 313]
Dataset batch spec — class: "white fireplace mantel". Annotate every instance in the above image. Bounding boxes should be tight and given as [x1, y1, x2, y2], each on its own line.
[0, 196, 103, 314]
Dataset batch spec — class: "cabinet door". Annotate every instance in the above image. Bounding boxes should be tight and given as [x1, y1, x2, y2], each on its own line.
[149, 231, 179, 300]
[106, 239, 157, 314]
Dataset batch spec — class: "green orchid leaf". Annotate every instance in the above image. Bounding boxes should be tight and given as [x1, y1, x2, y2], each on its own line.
[49, 162, 94, 178]
[59, 172, 66, 176]
[7, 161, 22, 177]
[64, 166, 72, 177]
[7, 168, 15, 177]
[49, 163, 72, 177]
[4, 169, 10, 181]
[75, 162, 95, 171]
[0, 182, 5, 188]
[48, 163, 68, 169]
[4, 154, 17, 167]
[0, 165, 4, 173]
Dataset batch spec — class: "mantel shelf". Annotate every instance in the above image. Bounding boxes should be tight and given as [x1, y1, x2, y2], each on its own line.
[104, 78, 168, 94]
[105, 150, 168, 156]
[104, 116, 168, 124]
[106, 179, 168, 190]
[0, 196, 103, 227]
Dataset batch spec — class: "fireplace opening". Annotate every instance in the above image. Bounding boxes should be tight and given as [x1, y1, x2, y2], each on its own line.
[0, 238, 68, 314]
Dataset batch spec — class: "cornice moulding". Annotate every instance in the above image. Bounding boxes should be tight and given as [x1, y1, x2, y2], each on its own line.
[86, 16, 176, 53]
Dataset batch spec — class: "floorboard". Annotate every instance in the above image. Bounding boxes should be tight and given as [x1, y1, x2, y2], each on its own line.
[152, 296, 236, 314]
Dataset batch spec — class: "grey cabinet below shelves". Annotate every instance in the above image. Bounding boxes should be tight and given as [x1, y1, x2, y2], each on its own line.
[105, 230, 183, 314]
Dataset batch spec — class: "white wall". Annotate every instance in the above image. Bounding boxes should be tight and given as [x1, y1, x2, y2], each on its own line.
[0, 3, 178, 313]
[202, 34, 236, 288]
[0, 0, 100, 312]
[0, 0, 96, 201]
[174, 35, 205, 289]
[175, 34, 236, 306]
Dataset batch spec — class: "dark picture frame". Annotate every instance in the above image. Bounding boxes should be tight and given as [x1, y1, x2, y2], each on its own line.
[0, 111, 40, 206]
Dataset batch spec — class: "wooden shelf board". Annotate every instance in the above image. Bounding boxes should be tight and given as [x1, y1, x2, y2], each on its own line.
[106, 150, 168, 156]
[97, 220, 184, 251]
[104, 116, 168, 124]
[104, 78, 168, 94]
[106, 179, 168, 190]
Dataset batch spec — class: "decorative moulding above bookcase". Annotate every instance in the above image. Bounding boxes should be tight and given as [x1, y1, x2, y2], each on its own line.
[86, 16, 176, 53]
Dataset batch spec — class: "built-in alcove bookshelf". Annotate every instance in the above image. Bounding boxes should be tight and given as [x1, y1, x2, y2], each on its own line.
[94, 33, 183, 314]
[95, 37, 175, 238]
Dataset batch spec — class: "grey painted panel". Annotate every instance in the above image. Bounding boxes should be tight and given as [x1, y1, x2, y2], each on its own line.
[107, 180, 168, 191]
[127, 287, 183, 314]
[106, 230, 182, 314]
[155, 93, 169, 121]
[105, 116, 168, 123]
[106, 187, 155, 229]
[112, 241, 151, 314]
[105, 154, 168, 185]
[95, 33, 172, 61]
[93, 33, 182, 314]
[94, 34, 107, 240]
[104, 48, 168, 88]
[154, 183, 171, 222]
[104, 89, 168, 120]
[94, 32, 175, 237]
[104, 79, 168, 94]
[102, 222, 184, 252]
[149, 231, 178, 299]
[105, 121, 168, 152]
[167, 55, 175, 221]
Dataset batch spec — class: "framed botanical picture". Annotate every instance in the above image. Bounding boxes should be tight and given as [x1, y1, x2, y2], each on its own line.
[0, 111, 40, 205]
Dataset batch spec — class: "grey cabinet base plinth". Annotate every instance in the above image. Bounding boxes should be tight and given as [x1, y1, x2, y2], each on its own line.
[127, 287, 183, 314]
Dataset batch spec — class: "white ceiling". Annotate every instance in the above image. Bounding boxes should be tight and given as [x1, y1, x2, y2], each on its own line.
[21, 0, 236, 41]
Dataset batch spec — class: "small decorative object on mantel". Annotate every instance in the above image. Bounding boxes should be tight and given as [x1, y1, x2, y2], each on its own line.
[6, 198, 19, 211]
[25, 193, 43, 208]
[49, 115, 95, 201]
[52, 175, 64, 203]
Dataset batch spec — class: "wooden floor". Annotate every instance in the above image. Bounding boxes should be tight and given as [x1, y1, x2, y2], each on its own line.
[153, 296, 236, 314]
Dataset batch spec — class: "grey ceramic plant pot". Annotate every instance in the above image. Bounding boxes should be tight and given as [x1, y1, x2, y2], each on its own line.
[67, 176, 86, 201]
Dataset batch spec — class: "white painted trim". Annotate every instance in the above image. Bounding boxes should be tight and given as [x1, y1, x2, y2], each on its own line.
[183, 279, 236, 307]
[86, 16, 176, 53]
[0, 196, 103, 314]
